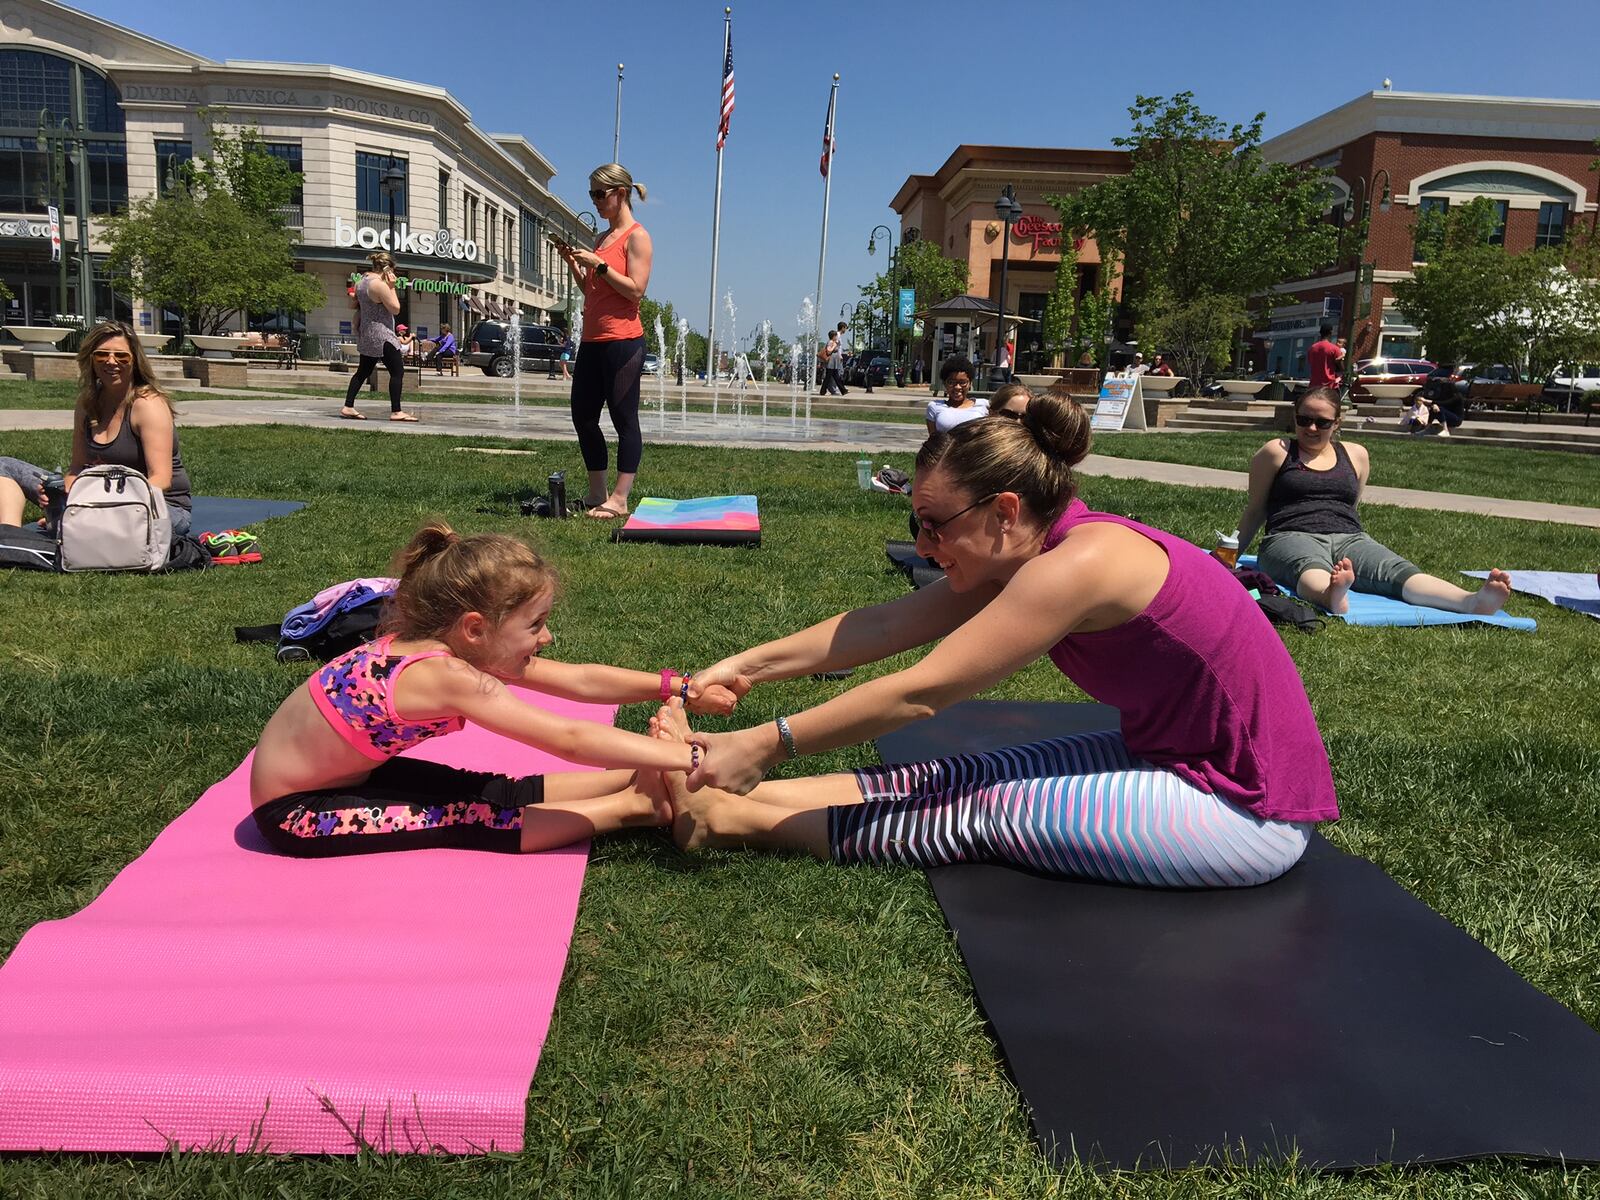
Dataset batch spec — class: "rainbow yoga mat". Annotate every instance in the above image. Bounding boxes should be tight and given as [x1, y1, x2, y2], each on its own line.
[611, 495, 761, 546]
[0, 691, 610, 1156]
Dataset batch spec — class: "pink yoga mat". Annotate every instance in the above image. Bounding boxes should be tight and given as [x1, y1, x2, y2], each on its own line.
[0, 690, 612, 1155]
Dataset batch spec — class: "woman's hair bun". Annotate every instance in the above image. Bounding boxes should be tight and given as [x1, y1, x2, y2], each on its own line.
[1022, 389, 1091, 468]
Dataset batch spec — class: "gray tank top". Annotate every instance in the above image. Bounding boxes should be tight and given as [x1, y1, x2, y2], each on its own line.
[1264, 440, 1361, 536]
[356, 275, 398, 357]
[85, 400, 193, 510]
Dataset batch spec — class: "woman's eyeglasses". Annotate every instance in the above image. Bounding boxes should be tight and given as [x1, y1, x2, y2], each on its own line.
[915, 494, 999, 544]
[91, 351, 133, 364]
[589, 188, 612, 201]
[946, 377, 972, 393]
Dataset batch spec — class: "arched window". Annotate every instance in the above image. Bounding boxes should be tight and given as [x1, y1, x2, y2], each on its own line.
[0, 48, 126, 214]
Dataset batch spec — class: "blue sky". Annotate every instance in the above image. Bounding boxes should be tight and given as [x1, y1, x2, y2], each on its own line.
[89, 0, 1596, 346]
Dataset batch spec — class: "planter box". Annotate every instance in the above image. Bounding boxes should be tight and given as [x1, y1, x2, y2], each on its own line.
[1139, 375, 1187, 395]
[1217, 379, 1270, 400]
[136, 332, 170, 356]
[3, 325, 73, 352]
[189, 335, 240, 360]
[1364, 384, 1420, 404]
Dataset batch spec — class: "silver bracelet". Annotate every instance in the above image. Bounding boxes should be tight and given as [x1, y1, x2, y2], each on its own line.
[774, 716, 799, 760]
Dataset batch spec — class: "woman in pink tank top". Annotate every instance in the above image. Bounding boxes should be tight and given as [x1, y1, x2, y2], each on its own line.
[655, 392, 1339, 889]
[555, 163, 653, 521]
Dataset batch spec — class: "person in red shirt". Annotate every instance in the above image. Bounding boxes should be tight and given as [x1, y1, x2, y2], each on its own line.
[1307, 323, 1345, 390]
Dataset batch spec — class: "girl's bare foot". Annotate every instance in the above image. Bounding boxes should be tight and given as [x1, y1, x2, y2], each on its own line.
[1470, 568, 1512, 615]
[622, 768, 673, 828]
[652, 701, 725, 850]
[1326, 557, 1355, 615]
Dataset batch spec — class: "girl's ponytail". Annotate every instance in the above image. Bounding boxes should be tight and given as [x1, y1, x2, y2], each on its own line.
[392, 521, 458, 579]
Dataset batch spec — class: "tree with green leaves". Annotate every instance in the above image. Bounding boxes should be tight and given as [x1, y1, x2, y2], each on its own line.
[1394, 197, 1600, 378]
[857, 237, 967, 373]
[102, 115, 321, 338]
[1040, 239, 1079, 368]
[1050, 92, 1338, 377]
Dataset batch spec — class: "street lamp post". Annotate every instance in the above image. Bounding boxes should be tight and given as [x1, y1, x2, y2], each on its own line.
[993, 185, 1023, 387]
[1340, 169, 1392, 400]
[377, 162, 406, 392]
[868, 223, 895, 363]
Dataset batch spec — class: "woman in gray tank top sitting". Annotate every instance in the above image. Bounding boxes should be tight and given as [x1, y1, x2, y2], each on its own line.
[1236, 387, 1510, 616]
[0, 321, 193, 536]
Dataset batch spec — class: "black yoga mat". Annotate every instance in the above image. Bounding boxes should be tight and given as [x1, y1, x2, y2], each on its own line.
[885, 540, 945, 590]
[877, 701, 1600, 1170]
[188, 496, 306, 533]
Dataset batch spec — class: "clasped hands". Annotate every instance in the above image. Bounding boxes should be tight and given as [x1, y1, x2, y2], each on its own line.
[656, 664, 777, 797]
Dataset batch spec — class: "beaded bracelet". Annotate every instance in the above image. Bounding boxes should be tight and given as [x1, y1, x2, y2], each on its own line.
[690, 743, 701, 771]
[659, 668, 675, 700]
[680, 673, 692, 702]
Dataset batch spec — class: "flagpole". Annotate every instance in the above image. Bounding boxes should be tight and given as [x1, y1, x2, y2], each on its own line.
[707, 7, 731, 417]
[613, 63, 623, 161]
[812, 73, 839, 402]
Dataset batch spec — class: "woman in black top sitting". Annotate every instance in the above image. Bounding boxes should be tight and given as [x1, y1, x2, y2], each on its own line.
[0, 321, 193, 535]
[1235, 387, 1509, 616]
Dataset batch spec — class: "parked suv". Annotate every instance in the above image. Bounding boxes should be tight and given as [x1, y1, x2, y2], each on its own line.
[846, 350, 893, 387]
[1351, 357, 1435, 398]
[465, 320, 565, 377]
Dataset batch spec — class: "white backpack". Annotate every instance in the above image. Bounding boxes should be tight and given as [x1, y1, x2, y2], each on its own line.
[58, 465, 171, 573]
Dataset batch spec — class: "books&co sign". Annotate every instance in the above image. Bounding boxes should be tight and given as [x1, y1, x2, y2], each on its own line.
[333, 216, 480, 263]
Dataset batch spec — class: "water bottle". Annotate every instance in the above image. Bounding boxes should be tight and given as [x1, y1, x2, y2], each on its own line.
[41, 472, 67, 533]
[1214, 529, 1240, 569]
[547, 471, 568, 519]
[856, 459, 873, 490]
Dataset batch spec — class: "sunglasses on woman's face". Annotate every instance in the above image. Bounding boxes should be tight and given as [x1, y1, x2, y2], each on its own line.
[589, 188, 612, 201]
[92, 350, 133, 364]
[1295, 414, 1336, 430]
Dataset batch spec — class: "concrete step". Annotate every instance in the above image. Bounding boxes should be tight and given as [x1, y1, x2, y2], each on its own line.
[1354, 425, 1600, 455]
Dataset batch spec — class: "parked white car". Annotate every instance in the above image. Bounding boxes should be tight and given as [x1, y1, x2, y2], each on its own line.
[1543, 364, 1600, 406]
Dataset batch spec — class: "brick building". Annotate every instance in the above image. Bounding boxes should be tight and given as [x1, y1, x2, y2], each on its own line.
[891, 145, 1127, 374]
[1257, 90, 1600, 373]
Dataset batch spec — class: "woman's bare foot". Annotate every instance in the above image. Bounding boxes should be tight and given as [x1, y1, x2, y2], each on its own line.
[585, 496, 630, 520]
[339, 406, 365, 420]
[1469, 568, 1512, 615]
[1326, 557, 1355, 615]
[390, 411, 419, 423]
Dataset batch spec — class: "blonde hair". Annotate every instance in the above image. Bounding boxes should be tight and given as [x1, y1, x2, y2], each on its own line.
[367, 250, 395, 273]
[75, 320, 173, 435]
[916, 389, 1092, 527]
[384, 522, 557, 642]
[589, 163, 647, 203]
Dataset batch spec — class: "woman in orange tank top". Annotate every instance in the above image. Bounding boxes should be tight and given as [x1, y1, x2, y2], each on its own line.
[556, 163, 654, 520]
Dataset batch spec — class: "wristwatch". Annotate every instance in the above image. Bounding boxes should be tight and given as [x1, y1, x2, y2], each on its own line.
[595, 261, 610, 277]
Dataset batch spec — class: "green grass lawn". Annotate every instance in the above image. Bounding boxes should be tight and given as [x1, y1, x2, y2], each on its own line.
[1, 427, 1598, 1198]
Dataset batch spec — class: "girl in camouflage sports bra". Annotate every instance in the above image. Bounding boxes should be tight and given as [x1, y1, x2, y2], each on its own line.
[249, 521, 737, 856]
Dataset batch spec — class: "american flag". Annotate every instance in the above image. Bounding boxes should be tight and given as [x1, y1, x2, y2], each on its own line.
[819, 88, 836, 177]
[716, 24, 734, 150]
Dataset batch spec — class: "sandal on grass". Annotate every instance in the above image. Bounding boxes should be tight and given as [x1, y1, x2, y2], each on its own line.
[585, 504, 629, 520]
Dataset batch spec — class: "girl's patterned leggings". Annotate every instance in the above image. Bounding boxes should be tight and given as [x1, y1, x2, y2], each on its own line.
[252, 758, 542, 857]
[835, 731, 1312, 888]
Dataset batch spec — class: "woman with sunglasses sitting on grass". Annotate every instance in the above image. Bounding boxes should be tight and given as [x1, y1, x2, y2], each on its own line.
[1237, 386, 1510, 616]
[662, 389, 1338, 889]
[0, 320, 192, 536]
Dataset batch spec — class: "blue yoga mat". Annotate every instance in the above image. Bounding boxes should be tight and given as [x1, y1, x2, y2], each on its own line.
[188, 496, 306, 533]
[1240, 555, 1536, 631]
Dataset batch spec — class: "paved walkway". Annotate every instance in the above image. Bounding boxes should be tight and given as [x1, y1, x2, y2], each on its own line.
[5, 394, 1598, 529]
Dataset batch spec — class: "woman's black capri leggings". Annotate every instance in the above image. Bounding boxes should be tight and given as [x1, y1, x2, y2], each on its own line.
[345, 342, 405, 413]
[570, 336, 645, 474]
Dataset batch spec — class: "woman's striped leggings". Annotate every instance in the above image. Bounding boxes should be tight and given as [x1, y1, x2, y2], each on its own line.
[833, 730, 1312, 888]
